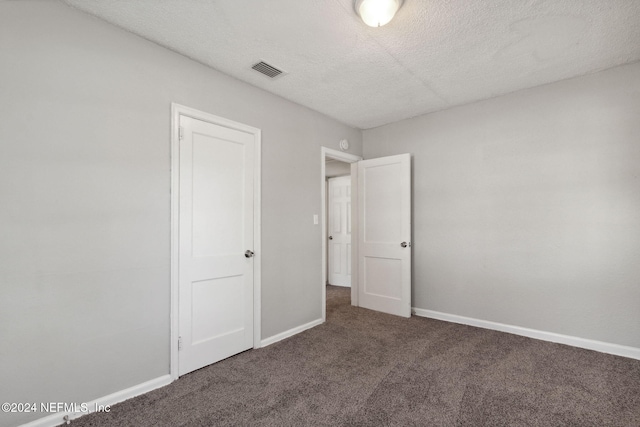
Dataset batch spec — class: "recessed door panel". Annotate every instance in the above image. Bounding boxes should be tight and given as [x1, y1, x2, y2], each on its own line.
[332, 243, 342, 274]
[363, 163, 403, 244]
[363, 256, 402, 300]
[191, 134, 245, 258]
[191, 276, 244, 344]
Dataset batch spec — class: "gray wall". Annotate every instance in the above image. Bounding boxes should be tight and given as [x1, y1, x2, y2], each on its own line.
[0, 2, 361, 426]
[325, 160, 352, 178]
[364, 62, 640, 349]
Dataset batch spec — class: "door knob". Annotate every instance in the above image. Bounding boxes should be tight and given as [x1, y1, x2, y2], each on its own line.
[245, 250, 254, 258]
[329, 236, 333, 240]
[400, 242, 411, 248]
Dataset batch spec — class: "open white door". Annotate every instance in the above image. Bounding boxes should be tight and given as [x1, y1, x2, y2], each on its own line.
[178, 115, 256, 376]
[328, 176, 352, 287]
[357, 153, 411, 317]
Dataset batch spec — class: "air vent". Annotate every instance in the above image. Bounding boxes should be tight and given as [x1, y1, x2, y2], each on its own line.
[251, 61, 285, 79]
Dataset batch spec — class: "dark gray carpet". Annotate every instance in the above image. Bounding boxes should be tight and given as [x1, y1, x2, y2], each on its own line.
[68, 285, 640, 426]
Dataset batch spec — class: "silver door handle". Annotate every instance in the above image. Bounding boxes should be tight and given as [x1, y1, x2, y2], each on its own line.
[245, 250, 254, 258]
[328, 236, 333, 240]
[400, 242, 411, 248]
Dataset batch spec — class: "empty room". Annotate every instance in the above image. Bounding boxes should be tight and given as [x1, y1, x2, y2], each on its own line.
[1, 1, 639, 426]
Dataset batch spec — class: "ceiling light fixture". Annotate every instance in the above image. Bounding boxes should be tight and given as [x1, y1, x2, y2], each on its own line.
[355, 0, 403, 27]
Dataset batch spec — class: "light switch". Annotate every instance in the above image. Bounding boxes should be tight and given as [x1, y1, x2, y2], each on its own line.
[313, 214, 319, 225]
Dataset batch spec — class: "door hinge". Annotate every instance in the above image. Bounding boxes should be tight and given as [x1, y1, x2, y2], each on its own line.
[179, 126, 184, 141]
[178, 336, 183, 351]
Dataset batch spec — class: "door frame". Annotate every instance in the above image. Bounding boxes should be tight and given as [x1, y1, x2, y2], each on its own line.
[321, 147, 361, 321]
[170, 103, 261, 380]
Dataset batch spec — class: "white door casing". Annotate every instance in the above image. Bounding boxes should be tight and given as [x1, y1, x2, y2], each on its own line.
[327, 176, 352, 287]
[357, 153, 412, 318]
[175, 110, 259, 377]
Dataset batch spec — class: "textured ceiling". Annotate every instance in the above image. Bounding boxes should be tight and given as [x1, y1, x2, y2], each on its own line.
[62, 0, 640, 129]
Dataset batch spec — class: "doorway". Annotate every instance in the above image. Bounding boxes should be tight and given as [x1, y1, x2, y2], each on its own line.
[321, 148, 413, 322]
[171, 104, 261, 379]
[321, 148, 361, 322]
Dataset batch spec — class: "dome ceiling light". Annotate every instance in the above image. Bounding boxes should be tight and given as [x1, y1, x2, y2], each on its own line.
[354, 0, 404, 27]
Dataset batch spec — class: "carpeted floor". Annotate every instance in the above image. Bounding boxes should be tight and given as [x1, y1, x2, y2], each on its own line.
[68, 285, 640, 426]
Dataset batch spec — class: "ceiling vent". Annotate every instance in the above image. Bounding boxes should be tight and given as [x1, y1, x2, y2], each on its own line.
[251, 61, 285, 79]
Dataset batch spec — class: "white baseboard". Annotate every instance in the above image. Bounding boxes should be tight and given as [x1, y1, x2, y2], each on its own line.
[413, 308, 640, 361]
[261, 318, 323, 348]
[20, 374, 172, 427]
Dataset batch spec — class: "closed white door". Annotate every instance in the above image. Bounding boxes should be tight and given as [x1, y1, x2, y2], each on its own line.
[328, 176, 351, 287]
[178, 115, 255, 376]
[357, 154, 411, 317]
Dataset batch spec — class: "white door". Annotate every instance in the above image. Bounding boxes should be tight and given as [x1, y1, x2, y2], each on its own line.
[328, 176, 351, 287]
[178, 115, 255, 376]
[357, 153, 411, 317]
